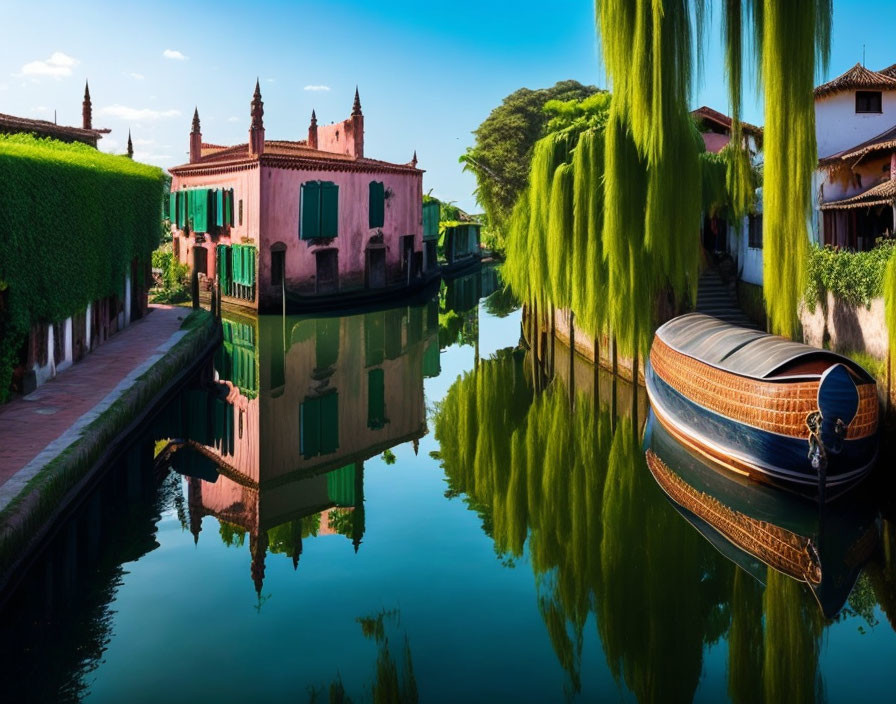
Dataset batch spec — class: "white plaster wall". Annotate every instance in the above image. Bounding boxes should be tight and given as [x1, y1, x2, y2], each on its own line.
[33, 326, 56, 387]
[56, 317, 73, 373]
[730, 218, 764, 286]
[815, 90, 896, 158]
[124, 272, 132, 327]
[85, 302, 92, 350]
[800, 294, 888, 360]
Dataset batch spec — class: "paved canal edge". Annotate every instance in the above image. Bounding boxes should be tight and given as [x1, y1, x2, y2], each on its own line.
[0, 309, 221, 594]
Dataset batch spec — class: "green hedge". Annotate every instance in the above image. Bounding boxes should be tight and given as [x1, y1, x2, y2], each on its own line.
[805, 240, 896, 309]
[0, 134, 165, 400]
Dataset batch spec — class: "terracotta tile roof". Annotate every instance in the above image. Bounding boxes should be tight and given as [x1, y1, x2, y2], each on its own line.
[818, 123, 896, 166]
[0, 111, 107, 145]
[815, 63, 896, 98]
[690, 105, 762, 138]
[878, 63, 896, 79]
[819, 178, 896, 210]
[170, 139, 421, 176]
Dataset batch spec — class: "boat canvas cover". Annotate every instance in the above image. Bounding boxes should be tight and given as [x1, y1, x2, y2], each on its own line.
[655, 313, 872, 382]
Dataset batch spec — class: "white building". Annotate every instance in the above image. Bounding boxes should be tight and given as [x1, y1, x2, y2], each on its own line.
[814, 62, 896, 250]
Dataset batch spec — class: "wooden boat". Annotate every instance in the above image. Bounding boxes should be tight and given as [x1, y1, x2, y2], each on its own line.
[643, 411, 877, 617]
[645, 313, 879, 490]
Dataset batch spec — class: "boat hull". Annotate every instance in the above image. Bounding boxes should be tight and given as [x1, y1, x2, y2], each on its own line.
[645, 360, 878, 489]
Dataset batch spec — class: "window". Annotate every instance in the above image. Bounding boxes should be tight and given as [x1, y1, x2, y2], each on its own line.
[369, 181, 385, 228]
[300, 392, 339, 458]
[748, 214, 763, 249]
[300, 181, 339, 239]
[856, 91, 882, 114]
[270, 245, 285, 287]
[367, 368, 387, 429]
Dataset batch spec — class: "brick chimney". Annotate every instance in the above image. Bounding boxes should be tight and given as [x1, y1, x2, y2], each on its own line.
[82, 80, 92, 130]
[308, 109, 318, 150]
[249, 79, 265, 157]
[189, 108, 202, 163]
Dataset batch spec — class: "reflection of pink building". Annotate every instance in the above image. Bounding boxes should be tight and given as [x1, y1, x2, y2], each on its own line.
[168, 303, 437, 593]
[168, 83, 431, 312]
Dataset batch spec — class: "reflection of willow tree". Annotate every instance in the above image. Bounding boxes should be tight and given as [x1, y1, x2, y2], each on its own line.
[435, 351, 838, 701]
[310, 609, 418, 704]
[598, 421, 732, 703]
[870, 519, 896, 630]
[762, 570, 824, 703]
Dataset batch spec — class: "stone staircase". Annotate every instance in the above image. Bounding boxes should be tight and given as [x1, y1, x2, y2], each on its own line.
[695, 270, 759, 329]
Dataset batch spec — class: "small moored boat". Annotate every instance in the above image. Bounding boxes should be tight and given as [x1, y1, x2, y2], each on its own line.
[645, 313, 879, 490]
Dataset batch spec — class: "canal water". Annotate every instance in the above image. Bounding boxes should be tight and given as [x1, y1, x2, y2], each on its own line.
[3, 264, 896, 703]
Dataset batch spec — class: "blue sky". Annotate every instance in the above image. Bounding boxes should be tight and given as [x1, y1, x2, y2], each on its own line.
[1, 0, 893, 212]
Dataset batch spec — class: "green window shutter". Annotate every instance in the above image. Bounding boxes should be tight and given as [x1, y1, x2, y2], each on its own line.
[248, 246, 256, 286]
[320, 182, 339, 238]
[423, 201, 439, 239]
[169, 192, 177, 223]
[423, 339, 440, 378]
[315, 318, 339, 369]
[301, 181, 321, 239]
[364, 312, 385, 367]
[320, 392, 339, 454]
[216, 189, 224, 227]
[367, 368, 386, 429]
[327, 464, 356, 506]
[369, 181, 385, 228]
[301, 397, 321, 459]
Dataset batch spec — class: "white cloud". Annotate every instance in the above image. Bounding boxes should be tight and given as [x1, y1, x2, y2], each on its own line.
[133, 137, 154, 146]
[265, 78, 275, 83]
[98, 104, 180, 121]
[226, 116, 240, 123]
[31, 106, 50, 114]
[19, 52, 78, 79]
[304, 84, 330, 92]
[0, 83, 8, 91]
[127, 72, 145, 80]
[162, 49, 187, 60]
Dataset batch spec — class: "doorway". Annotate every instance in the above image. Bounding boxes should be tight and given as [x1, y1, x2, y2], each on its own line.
[366, 247, 386, 289]
[315, 249, 339, 294]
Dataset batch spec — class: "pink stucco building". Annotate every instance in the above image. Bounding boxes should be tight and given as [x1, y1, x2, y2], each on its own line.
[168, 82, 434, 312]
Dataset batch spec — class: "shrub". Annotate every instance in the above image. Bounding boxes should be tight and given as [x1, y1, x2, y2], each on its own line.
[0, 134, 165, 400]
[804, 240, 896, 310]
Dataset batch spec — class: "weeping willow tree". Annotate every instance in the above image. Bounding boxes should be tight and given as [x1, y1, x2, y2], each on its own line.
[884, 255, 896, 365]
[505, 0, 832, 353]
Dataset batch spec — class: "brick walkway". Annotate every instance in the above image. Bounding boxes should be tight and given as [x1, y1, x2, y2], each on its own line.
[0, 305, 189, 495]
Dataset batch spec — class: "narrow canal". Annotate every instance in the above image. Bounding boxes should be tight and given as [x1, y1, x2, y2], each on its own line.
[3, 264, 896, 703]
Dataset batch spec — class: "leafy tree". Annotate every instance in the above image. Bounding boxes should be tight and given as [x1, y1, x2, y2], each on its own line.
[459, 80, 601, 237]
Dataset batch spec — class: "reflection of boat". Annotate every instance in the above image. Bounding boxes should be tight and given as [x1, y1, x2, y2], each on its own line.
[646, 313, 879, 489]
[644, 411, 878, 617]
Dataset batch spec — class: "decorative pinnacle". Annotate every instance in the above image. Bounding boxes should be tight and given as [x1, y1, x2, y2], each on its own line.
[310, 109, 317, 126]
[83, 80, 90, 101]
[411, 150, 418, 167]
[250, 80, 264, 130]
[352, 86, 362, 116]
[127, 130, 133, 158]
[191, 107, 200, 133]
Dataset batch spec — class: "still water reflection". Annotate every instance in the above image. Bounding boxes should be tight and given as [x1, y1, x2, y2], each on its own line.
[2, 264, 896, 703]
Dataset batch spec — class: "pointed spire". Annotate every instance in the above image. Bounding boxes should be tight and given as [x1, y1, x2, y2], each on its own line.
[352, 86, 362, 116]
[127, 130, 134, 159]
[307, 109, 318, 150]
[310, 109, 317, 127]
[411, 150, 418, 168]
[190, 108, 202, 163]
[82, 79, 92, 130]
[249, 79, 265, 156]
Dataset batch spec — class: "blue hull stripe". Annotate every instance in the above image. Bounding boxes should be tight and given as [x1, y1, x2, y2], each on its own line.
[646, 363, 877, 485]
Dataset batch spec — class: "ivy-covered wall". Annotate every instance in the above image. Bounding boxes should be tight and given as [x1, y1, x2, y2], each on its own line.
[0, 134, 165, 401]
